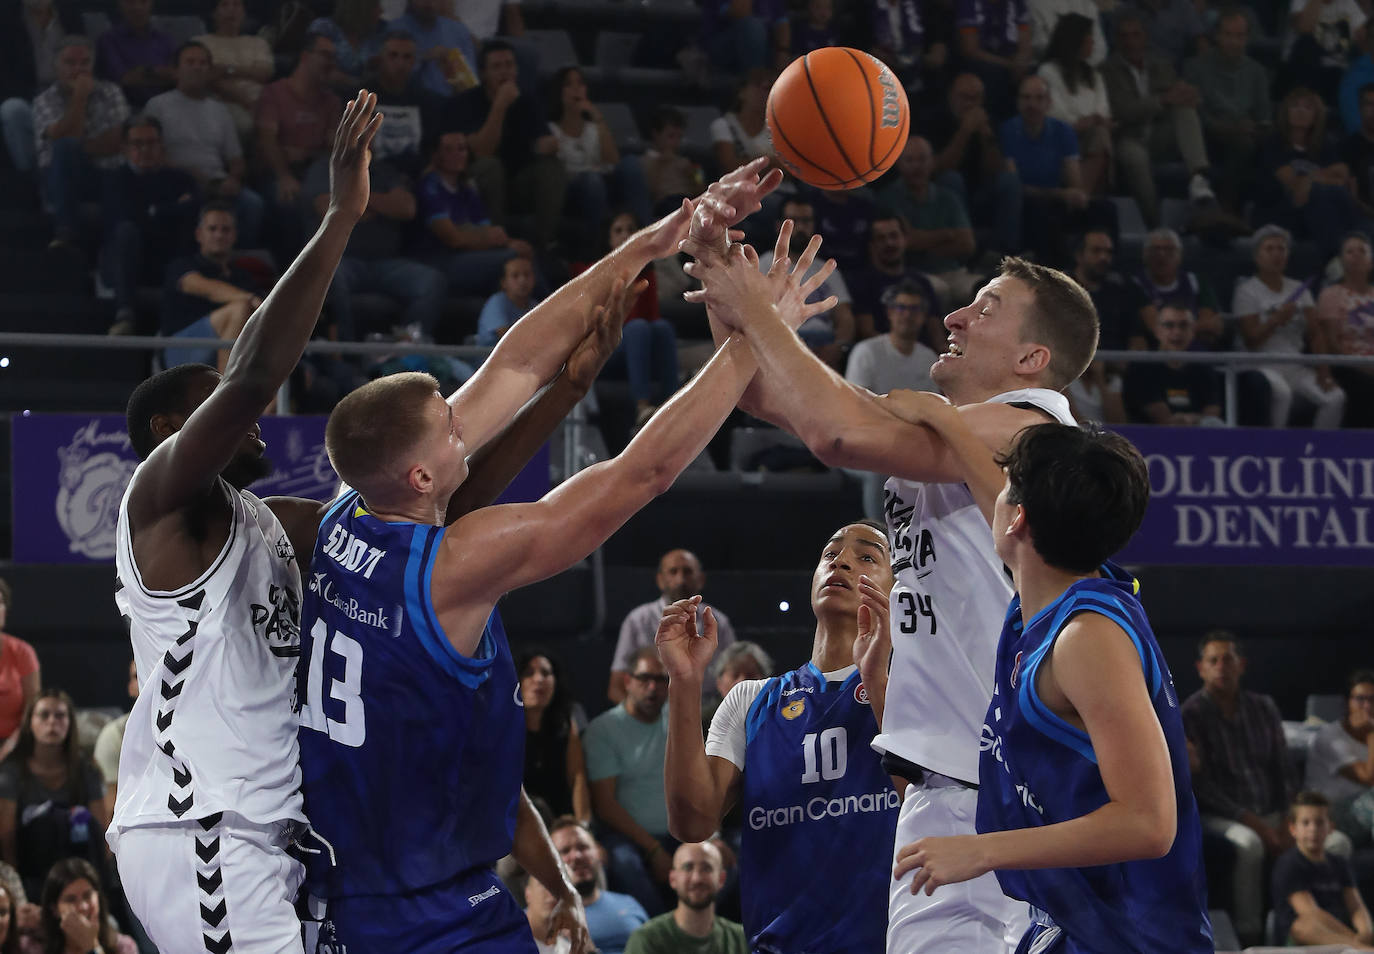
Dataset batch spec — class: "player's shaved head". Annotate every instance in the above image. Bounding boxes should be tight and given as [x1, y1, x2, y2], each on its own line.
[126, 363, 218, 460]
[325, 371, 443, 498]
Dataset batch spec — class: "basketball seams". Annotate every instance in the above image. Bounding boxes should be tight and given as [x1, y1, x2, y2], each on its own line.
[767, 46, 910, 190]
[870, 98, 909, 179]
[768, 101, 847, 188]
[801, 53, 865, 182]
[841, 48, 880, 173]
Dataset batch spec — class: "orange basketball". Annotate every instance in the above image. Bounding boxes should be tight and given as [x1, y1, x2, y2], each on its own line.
[767, 47, 910, 191]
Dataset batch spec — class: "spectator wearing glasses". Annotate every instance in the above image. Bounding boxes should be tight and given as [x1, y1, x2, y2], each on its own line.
[1122, 305, 1224, 426]
[1305, 671, 1374, 847]
[585, 647, 677, 917]
[100, 114, 198, 334]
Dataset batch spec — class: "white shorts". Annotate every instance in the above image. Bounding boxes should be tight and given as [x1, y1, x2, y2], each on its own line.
[887, 775, 1030, 954]
[116, 812, 305, 954]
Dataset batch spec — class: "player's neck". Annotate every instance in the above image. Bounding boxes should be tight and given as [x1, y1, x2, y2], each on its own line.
[810, 616, 857, 673]
[1298, 844, 1326, 864]
[673, 903, 716, 937]
[1014, 558, 1097, 627]
[360, 497, 446, 526]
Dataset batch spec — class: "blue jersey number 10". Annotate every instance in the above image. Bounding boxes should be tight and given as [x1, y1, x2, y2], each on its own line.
[300, 619, 366, 748]
[801, 727, 848, 783]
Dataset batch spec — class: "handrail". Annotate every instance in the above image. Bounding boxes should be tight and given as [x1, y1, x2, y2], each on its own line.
[0, 332, 494, 360]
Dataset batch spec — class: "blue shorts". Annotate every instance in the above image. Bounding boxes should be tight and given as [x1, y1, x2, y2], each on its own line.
[1016, 922, 1068, 954]
[163, 314, 219, 369]
[314, 867, 537, 954]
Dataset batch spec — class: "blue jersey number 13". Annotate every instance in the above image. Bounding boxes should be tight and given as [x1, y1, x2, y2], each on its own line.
[300, 618, 366, 748]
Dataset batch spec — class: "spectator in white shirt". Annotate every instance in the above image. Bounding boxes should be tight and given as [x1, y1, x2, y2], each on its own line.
[607, 550, 736, 704]
[1037, 13, 1112, 196]
[1232, 223, 1345, 427]
[1306, 670, 1374, 847]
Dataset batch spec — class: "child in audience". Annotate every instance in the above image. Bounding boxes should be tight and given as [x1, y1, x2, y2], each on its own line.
[1272, 791, 1374, 948]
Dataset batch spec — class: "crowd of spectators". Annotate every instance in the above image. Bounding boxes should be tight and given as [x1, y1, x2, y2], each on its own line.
[529, 587, 1374, 952]
[0, 0, 1369, 434]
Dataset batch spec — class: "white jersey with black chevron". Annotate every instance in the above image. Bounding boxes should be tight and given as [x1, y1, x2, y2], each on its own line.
[873, 388, 1075, 785]
[109, 466, 306, 851]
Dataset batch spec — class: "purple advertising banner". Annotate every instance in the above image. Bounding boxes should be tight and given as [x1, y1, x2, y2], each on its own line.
[11, 413, 549, 564]
[1114, 426, 1374, 566]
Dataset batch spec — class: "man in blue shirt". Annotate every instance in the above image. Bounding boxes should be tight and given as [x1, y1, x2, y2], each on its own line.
[551, 818, 650, 954]
[1000, 74, 1115, 263]
[388, 0, 479, 97]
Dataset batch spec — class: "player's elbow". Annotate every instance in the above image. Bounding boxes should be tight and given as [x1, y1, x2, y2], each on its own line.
[666, 801, 719, 844]
[1133, 804, 1177, 859]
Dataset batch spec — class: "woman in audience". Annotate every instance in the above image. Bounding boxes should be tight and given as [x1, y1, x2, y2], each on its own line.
[0, 582, 39, 765]
[1037, 13, 1112, 196]
[195, 0, 274, 138]
[0, 880, 19, 954]
[24, 859, 133, 954]
[0, 692, 105, 899]
[1258, 87, 1371, 257]
[1315, 231, 1374, 427]
[546, 67, 651, 246]
[702, 641, 774, 727]
[1305, 669, 1374, 846]
[417, 131, 532, 296]
[1233, 224, 1346, 428]
[711, 68, 774, 175]
[572, 213, 678, 427]
[518, 651, 590, 825]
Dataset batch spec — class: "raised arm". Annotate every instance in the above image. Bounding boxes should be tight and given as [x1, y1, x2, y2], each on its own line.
[442, 286, 630, 523]
[446, 197, 693, 455]
[127, 93, 380, 527]
[658, 596, 744, 842]
[438, 241, 837, 654]
[689, 233, 1039, 482]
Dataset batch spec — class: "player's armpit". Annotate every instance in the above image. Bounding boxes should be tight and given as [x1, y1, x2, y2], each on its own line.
[262, 496, 332, 567]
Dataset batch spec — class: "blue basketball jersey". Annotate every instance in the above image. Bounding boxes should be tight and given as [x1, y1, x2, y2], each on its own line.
[297, 491, 525, 898]
[739, 663, 898, 954]
[977, 564, 1213, 954]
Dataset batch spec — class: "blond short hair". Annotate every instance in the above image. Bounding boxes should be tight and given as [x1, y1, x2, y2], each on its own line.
[325, 372, 441, 495]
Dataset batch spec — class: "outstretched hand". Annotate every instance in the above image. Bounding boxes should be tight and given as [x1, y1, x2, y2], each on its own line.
[564, 277, 646, 391]
[853, 573, 892, 684]
[329, 90, 384, 222]
[655, 595, 718, 683]
[682, 220, 838, 333]
[679, 156, 786, 263]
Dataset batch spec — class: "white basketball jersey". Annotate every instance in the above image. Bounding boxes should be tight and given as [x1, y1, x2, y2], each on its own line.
[873, 388, 1075, 784]
[109, 467, 305, 850]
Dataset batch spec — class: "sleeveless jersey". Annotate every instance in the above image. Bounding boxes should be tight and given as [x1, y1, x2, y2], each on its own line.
[875, 388, 1074, 783]
[739, 663, 899, 954]
[977, 564, 1213, 953]
[297, 491, 524, 898]
[110, 468, 305, 849]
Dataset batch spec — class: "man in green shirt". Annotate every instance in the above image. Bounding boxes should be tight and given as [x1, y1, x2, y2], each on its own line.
[624, 842, 747, 954]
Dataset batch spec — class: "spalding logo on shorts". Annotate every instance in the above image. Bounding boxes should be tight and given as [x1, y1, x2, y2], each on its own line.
[868, 55, 902, 129]
[55, 421, 136, 560]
